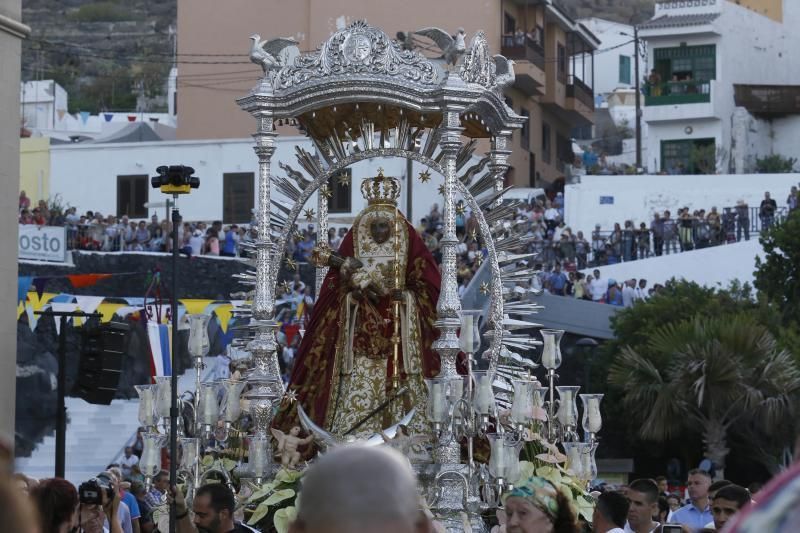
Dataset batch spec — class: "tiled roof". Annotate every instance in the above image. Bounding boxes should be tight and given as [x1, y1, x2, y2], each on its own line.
[639, 13, 720, 30]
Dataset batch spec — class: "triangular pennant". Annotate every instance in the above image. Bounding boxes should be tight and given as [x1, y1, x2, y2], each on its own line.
[28, 291, 56, 312]
[179, 299, 214, 316]
[25, 305, 37, 331]
[116, 306, 144, 318]
[51, 293, 75, 303]
[74, 295, 105, 316]
[67, 274, 112, 288]
[57, 109, 66, 121]
[104, 113, 114, 122]
[214, 304, 233, 334]
[127, 115, 137, 122]
[97, 302, 125, 323]
[18, 276, 32, 303]
[50, 303, 78, 335]
[80, 111, 90, 124]
[32, 277, 48, 299]
[17, 301, 25, 320]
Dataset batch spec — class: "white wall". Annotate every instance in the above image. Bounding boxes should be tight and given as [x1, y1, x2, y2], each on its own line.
[585, 238, 764, 289]
[49, 138, 447, 226]
[575, 18, 642, 97]
[565, 172, 800, 235]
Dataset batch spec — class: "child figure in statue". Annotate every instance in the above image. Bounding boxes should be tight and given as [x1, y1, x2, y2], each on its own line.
[271, 426, 314, 469]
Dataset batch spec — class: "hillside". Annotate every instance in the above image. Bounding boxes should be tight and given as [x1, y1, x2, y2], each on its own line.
[20, 0, 657, 115]
[558, 0, 657, 24]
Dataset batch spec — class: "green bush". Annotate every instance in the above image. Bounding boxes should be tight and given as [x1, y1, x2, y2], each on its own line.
[755, 154, 797, 173]
[67, 2, 135, 22]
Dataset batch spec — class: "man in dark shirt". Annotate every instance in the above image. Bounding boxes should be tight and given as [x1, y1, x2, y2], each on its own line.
[759, 191, 778, 231]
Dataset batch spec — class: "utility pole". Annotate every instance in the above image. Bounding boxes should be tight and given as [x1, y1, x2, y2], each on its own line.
[634, 25, 642, 170]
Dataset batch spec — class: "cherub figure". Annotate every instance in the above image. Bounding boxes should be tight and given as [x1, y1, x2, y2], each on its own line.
[271, 426, 313, 469]
[379, 424, 428, 457]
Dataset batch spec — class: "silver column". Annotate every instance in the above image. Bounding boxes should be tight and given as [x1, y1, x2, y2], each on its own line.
[489, 131, 512, 195]
[315, 184, 330, 295]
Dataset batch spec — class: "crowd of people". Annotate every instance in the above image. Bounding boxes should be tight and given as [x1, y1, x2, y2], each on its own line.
[6, 437, 799, 533]
[18, 191, 256, 257]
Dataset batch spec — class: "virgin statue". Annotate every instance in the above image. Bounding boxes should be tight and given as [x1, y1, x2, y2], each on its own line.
[273, 170, 442, 440]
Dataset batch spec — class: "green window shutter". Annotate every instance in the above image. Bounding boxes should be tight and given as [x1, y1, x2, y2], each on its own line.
[619, 55, 631, 84]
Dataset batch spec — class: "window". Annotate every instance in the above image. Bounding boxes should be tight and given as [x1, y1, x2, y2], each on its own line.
[529, 154, 536, 188]
[520, 108, 530, 149]
[654, 45, 716, 81]
[619, 55, 631, 85]
[223, 173, 255, 223]
[117, 175, 148, 218]
[661, 138, 715, 174]
[557, 44, 567, 83]
[504, 12, 516, 34]
[542, 122, 551, 164]
[328, 169, 351, 213]
[556, 134, 573, 172]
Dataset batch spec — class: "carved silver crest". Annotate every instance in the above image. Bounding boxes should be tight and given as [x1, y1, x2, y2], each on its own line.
[459, 31, 495, 88]
[274, 21, 440, 89]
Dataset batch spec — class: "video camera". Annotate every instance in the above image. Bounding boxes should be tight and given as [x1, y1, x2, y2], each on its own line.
[151, 165, 200, 195]
[78, 472, 115, 505]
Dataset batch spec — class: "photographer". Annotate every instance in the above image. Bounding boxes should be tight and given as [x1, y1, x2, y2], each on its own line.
[76, 475, 124, 533]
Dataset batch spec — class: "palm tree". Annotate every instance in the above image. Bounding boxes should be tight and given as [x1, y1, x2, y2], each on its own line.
[608, 315, 800, 479]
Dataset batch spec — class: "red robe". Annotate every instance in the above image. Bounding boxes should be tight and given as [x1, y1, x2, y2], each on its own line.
[273, 218, 442, 433]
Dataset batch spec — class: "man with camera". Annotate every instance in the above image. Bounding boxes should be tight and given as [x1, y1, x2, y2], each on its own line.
[170, 483, 258, 533]
[77, 474, 124, 533]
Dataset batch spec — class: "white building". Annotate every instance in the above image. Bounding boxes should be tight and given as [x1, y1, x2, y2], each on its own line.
[575, 18, 642, 99]
[20, 80, 177, 142]
[640, 0, 800, 174]
[48, 137, 449, 226]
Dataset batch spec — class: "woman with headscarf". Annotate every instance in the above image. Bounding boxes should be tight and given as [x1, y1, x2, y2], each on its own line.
[497, 476, 580, 533]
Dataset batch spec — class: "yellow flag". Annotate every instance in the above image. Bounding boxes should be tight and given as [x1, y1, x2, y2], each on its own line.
[214, 304, 233, 333]
[180, 299, 214, 316]
[17, 301, 25, 320]
[97, 303, 125, 323]
[28, 291, 56, 312]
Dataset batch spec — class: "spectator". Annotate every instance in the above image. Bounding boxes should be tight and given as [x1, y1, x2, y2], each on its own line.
[187, 229, 204, 256]
[671, 469, 713, 530]
[548, 263, 568, 296]
[606, 279, 623, 307]
[221, 225, 239, 257]
[635, 279, 648, 302]
[204, 228, 220, 256]
[787, 185, 799, 213]
[589, 269, 606, 303]
[174, 482, 258, 533]
[759, 191, 777, 230]
[328, 227, 342, 250]
[19, 190, 30, 210]
[710, 484, 750, 531]
[146, 214, 160, 238]
[134, 221, 151, 250]
[636, 223, 650, 259]
[593, 490, 629, 533]
[286, 445, 432, 533]
[575, 230, 589, 269]
[662, 210, 679, 255]
[544, 200, 560, 231]
[120, 446, 139, 480]
[622, 279, 636, 308]
[621, 221, 635, 262]
[144, 470, 168, 508]
[624, 478, 660, 533]
[130, 481, 155, 533]
[735, 200, 750, 241]
[31, 478, 79, 533]
[0, 477, 38, 533]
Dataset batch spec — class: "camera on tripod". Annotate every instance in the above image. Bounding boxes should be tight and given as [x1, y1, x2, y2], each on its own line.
[151, 165, 200, 195]
[78, 472, 115, 505]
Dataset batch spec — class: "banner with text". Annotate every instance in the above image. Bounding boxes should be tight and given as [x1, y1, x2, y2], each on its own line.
[18, 225, 67, 262]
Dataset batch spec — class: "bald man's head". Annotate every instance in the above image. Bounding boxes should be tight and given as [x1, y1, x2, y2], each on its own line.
[290, 445, 430, 533]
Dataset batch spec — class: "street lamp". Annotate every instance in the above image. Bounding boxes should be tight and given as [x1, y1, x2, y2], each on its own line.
[575, 337, 599, 393]
[620, 28, 643, 171]
[150, 164, 199, 533]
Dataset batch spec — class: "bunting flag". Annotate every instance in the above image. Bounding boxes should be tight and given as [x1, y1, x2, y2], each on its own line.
[127, 115, 137, 122]
[214, 304, 233, 333]
[67, 273, 113, 288]
[80, 111, 90, 124]
[17, 301, 25, 320]
[56, 109, 66, 121]
[25, 305, 38, 331]
[32, 277, 49, 299]
[147, 321, 172, 377]
[18, 277, 33, 304]
[51, 294, 75, 303]
[74, 295, 104, 316]
[50, 302, 78, 335]
[179, 299, 214, 316]
[28, 291, 55, 313]
[104, 113, 114, 122]
[97, 302, 125, 323]
[115, 306, 144, 318]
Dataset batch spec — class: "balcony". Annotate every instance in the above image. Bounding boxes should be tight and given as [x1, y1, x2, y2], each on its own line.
[501, 34, 546, 95]
[645, 80, 711, 106]
[564, 76, 594, 125]
[644, 79, 718, 123]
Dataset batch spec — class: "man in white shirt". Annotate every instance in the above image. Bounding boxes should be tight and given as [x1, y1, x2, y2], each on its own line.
[622, 279, 637, 308]
[119, 446, 139, 480]
[593, 490, 629, 533]
[635, 279, 649, 302]
[590, 269, 607, 302]
[624, 479, 660, 533]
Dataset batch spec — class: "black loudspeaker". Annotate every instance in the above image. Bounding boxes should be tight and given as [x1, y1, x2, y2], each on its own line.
[75, 322, 129, 405]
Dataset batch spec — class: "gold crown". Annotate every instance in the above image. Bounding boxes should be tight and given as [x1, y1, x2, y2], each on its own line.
[360, 169, 401, 206]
